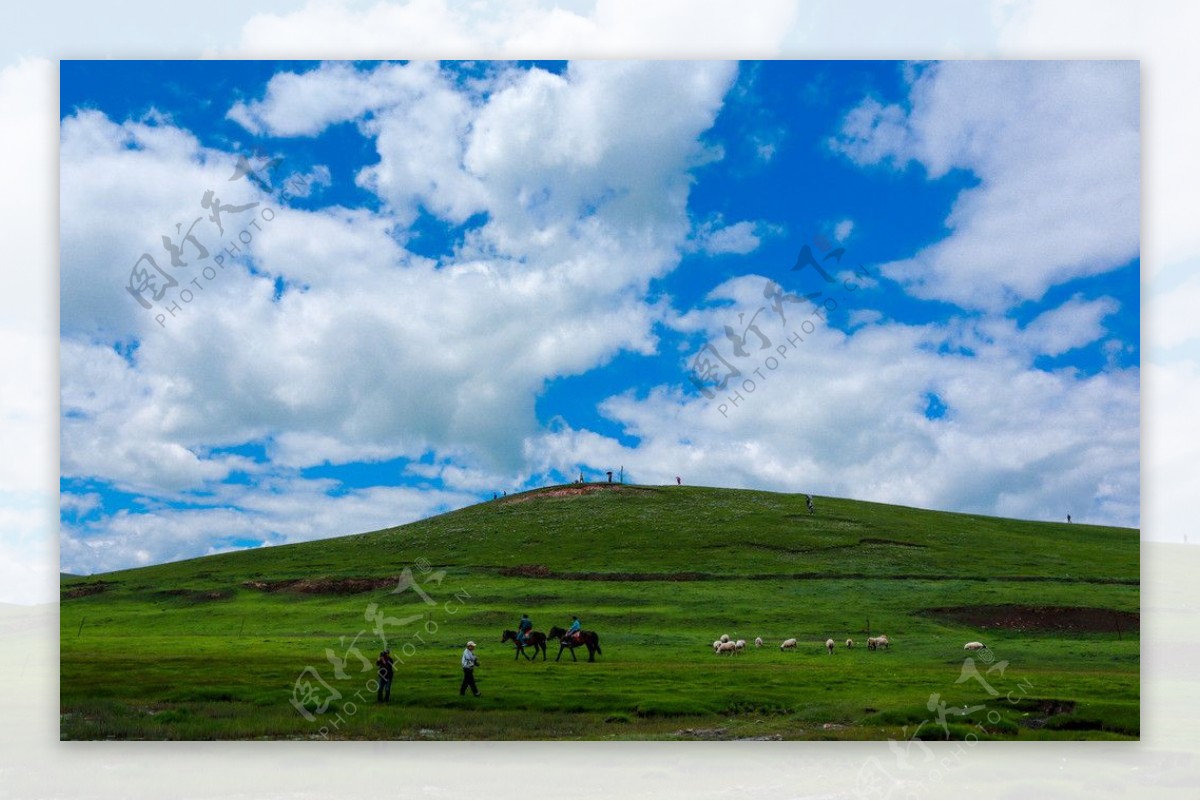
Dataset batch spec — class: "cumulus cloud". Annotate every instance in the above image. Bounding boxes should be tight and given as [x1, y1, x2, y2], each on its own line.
[527, 313, 1139, 528]
[1013, 295, 1120, 358]
[830, 61, 1139, 311]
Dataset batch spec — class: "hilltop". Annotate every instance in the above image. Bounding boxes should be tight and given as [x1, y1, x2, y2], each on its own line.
[62, 484, 1138, 592]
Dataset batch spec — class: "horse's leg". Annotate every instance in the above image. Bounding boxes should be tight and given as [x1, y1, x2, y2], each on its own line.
[587, 643, 595, 662]
[569, 644, 577, 661]
[556, 643, 564, 662]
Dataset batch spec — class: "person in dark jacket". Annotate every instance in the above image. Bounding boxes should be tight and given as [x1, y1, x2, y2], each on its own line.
[376, 649, 395, 702]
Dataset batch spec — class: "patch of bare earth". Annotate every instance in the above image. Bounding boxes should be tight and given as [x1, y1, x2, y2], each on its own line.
[501, 484, 655, 504]
[241, 577, 396, 595]
[61, 581, 117, 599]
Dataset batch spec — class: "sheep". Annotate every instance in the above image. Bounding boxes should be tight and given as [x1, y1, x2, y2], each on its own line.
[826, 638, 835, 654]
[716, 640, 738, 655]
[720, 634, 730, 643]
[780, 638, 798, 651]
[734, 639, 747, 651]
[754, 637, 763, 648]
[845, 638, 854, 649]
[964, 641, 985, 651]
[867, 635, 891, 651]
[713, 640, 722, 653]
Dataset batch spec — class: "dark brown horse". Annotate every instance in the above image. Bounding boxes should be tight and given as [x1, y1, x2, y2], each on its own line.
[501, 629, 548, 661]
[547, 626, 602, 662]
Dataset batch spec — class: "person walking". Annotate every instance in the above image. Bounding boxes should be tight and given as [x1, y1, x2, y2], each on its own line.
[375, 649, 395, 703]
[460, 641, 481, 697]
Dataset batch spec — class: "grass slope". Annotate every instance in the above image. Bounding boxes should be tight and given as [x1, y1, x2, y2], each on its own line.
[60, 485, 1139, 740]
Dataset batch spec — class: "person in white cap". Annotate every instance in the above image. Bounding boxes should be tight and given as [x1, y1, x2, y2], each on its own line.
[460, 640, 481, 697]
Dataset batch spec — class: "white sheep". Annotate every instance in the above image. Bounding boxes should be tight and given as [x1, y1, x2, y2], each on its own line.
[713, 639, 722, 652]
[867, 635, 891, 651]
[964, 641, 985, 651]
[780, 638, 798, 651]
[735, 639, 747, 651]
[754, 637, 763, 648]
[717, 640, 738, 655]
[845, 638, 854, 649]
[720, 634, 730, 643]
[825, 638, 835, 654]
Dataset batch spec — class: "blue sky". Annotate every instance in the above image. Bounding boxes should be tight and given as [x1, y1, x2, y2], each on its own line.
[59, 59, 1140, 574]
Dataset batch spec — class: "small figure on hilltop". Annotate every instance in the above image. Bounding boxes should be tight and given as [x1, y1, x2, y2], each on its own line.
[676, 476, 681, 486]
[1067, 514, 1072, 523]
[376, 649, 394, 703]
[806, 494, 815, 514]
[460, 641, 481, 697]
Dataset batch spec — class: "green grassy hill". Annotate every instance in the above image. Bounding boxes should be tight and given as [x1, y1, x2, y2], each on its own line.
[60, 484, 1139, 740]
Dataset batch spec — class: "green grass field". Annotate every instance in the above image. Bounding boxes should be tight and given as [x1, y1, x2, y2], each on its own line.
[60, 484, 1139, 740]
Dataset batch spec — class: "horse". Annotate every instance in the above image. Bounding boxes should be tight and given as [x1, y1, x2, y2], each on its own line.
[547, 626, 602, 662]
[501, 629, 547, 661]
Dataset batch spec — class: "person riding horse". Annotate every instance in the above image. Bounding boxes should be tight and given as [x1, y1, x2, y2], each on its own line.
[517, 613, 533, 645]
[547, 622, 602, 662]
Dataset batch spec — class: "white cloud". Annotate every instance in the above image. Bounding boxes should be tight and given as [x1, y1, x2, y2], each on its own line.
[1015, 295, 1120, 358]
[691, 218, 763, 256]
[228, 61, 424, 136]
[830, 61, 1139, 311]
[528, 314, 1139, 528]
[833, 219, 854, 243]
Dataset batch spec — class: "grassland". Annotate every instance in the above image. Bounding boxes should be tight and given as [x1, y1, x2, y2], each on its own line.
[59, 485, 1139, 740]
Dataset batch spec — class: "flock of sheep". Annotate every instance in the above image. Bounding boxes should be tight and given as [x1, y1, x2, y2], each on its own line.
[711, 634, 987, 655]
[710, 633, 891, 655]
